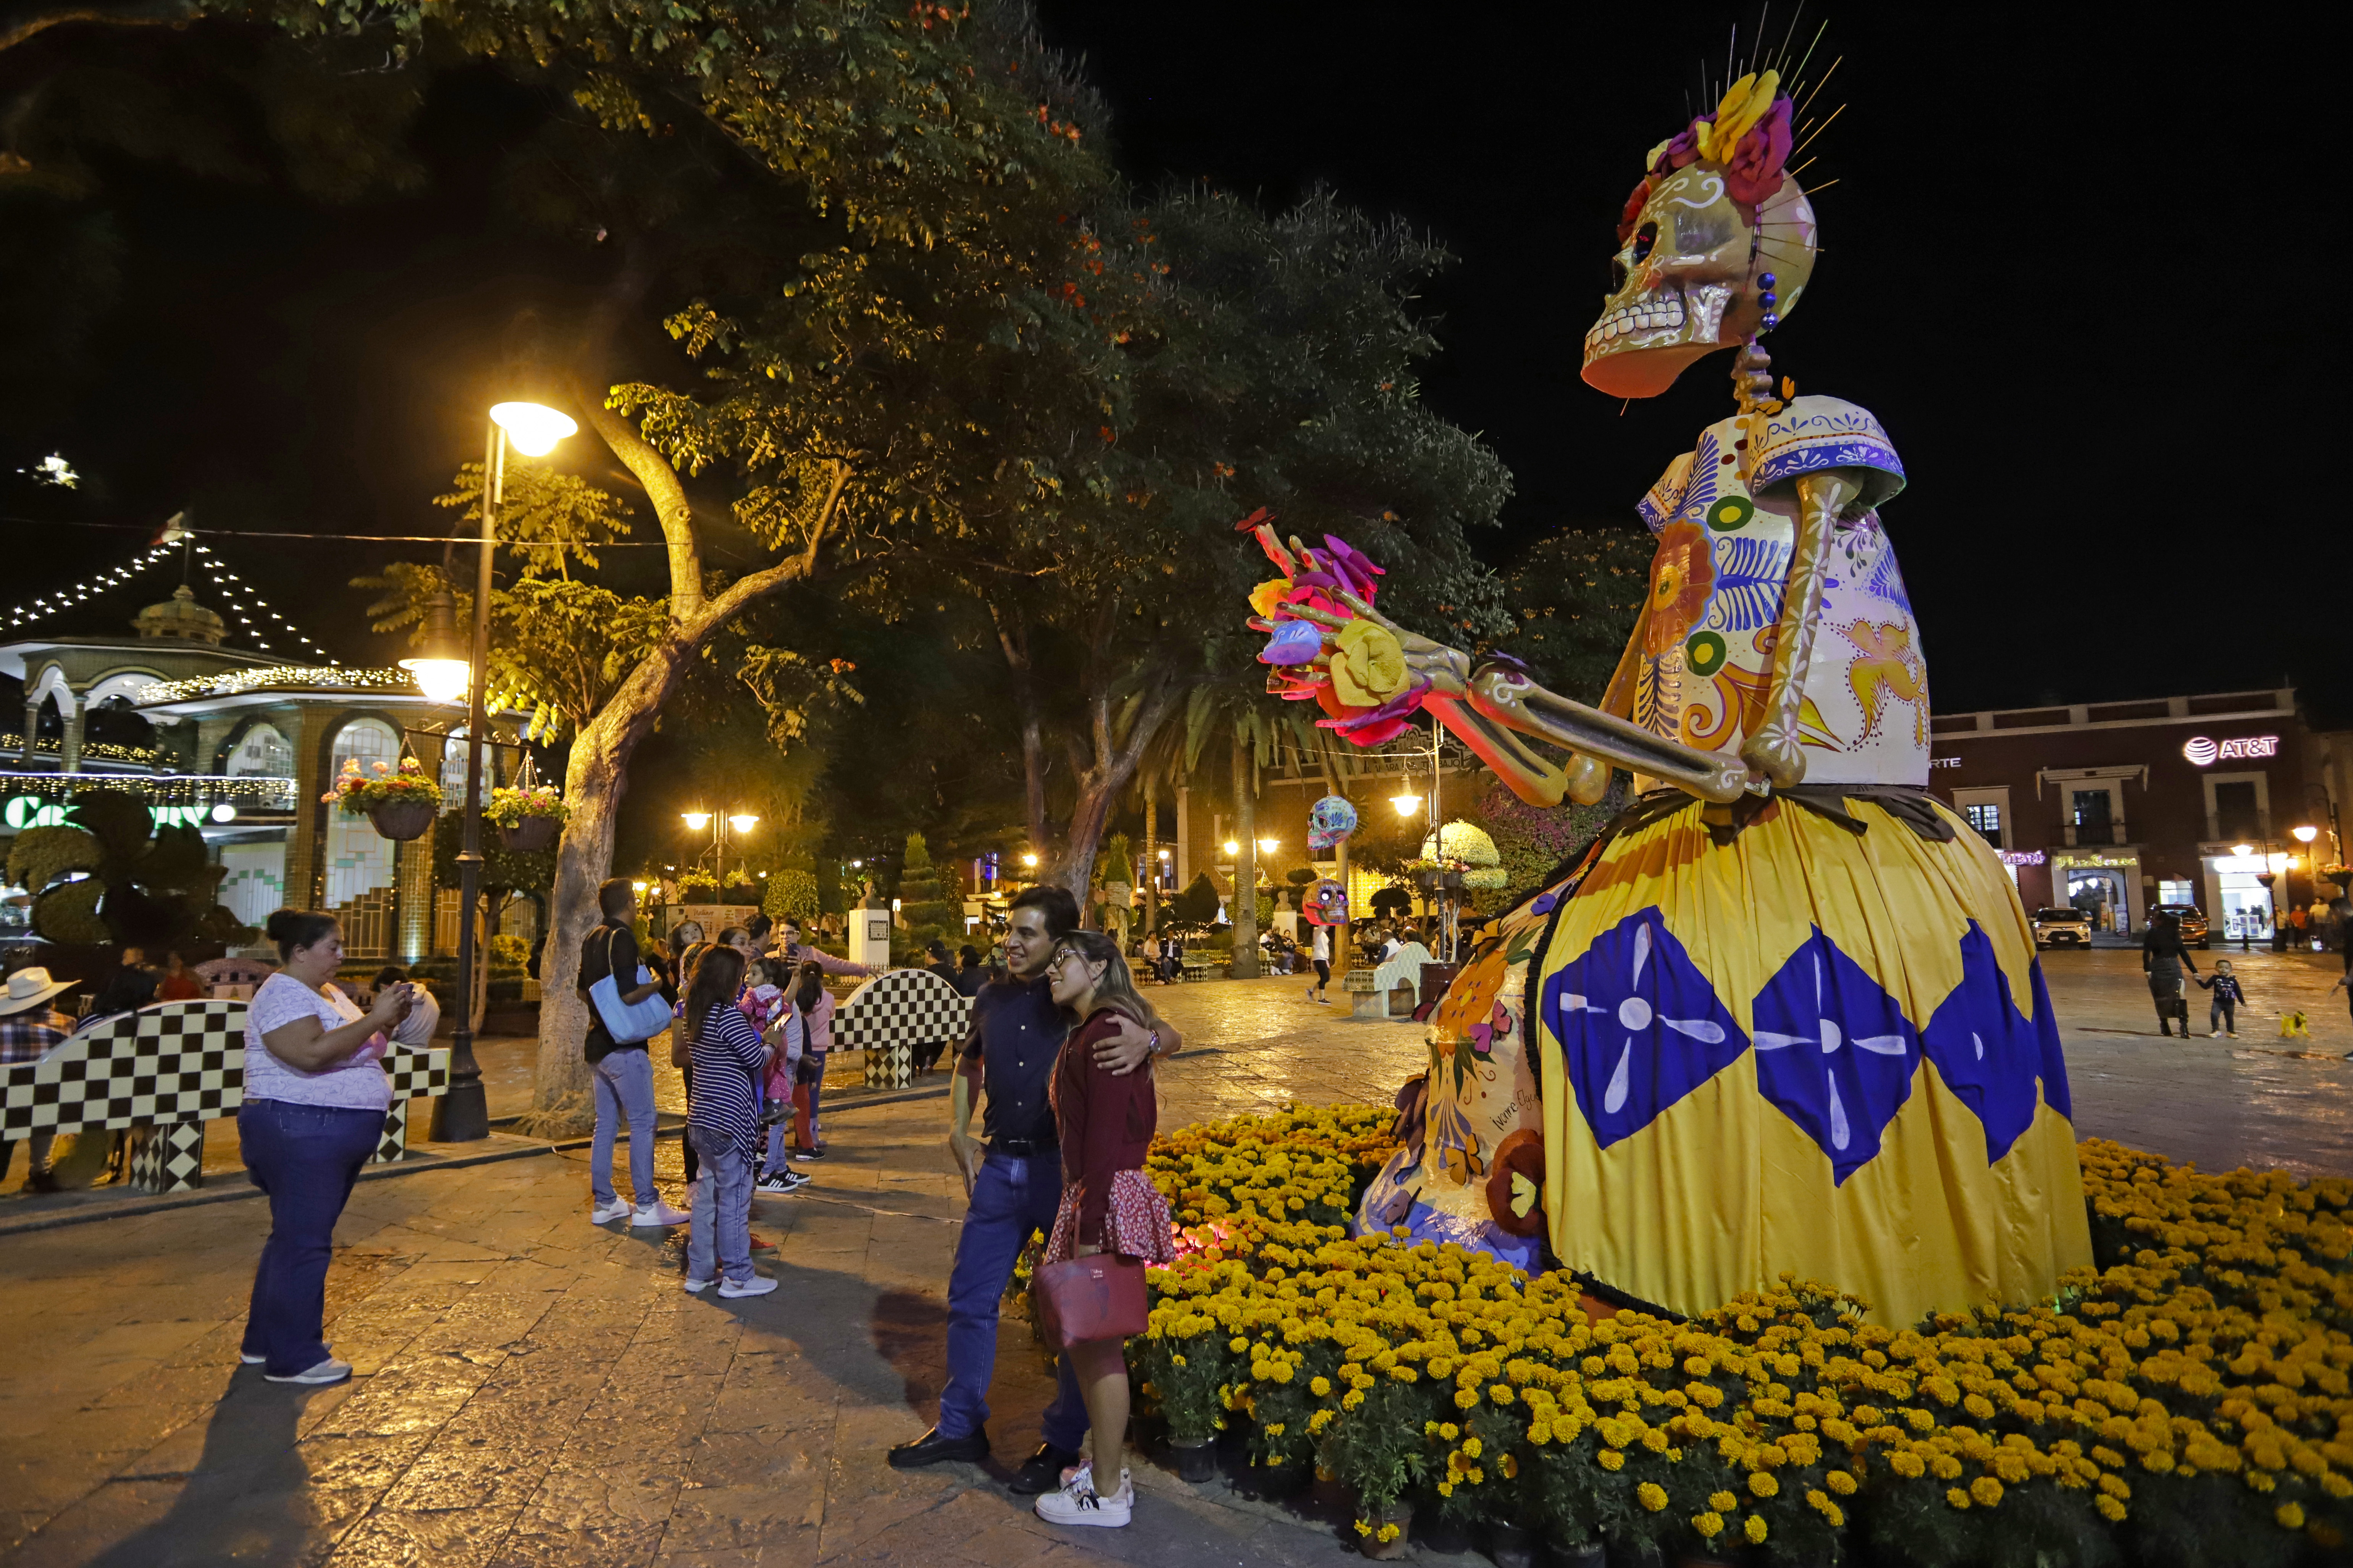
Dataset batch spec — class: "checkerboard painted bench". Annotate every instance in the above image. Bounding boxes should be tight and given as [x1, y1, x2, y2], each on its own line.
[0, 999, 452, 1194]
[830, 970, 972, 1090]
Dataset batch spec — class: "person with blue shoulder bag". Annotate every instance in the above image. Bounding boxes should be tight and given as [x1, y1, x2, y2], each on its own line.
[581, 878, 689, 1228]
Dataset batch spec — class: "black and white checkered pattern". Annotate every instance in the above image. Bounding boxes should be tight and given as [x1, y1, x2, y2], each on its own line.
[0, 998, 451, 1193]
[832, 970, 971, 1090]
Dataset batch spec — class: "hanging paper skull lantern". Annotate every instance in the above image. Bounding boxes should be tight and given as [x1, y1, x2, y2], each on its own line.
[1303, 878, 1349, 926]
[1307, 794, 1359, 851]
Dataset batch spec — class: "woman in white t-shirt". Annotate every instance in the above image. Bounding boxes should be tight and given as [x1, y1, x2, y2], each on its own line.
[236, 909, 415, 1386]
[1306, 923, 1332, 1005]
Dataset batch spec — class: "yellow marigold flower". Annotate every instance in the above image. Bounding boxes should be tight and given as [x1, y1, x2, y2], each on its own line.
[1693, 1512, 1725, 1539]
[1311, 1377, 1331, 1397]
[1599, 1450, 1626, 1472]
[1971, 1477, 2004, 1508]
[1490, 1383, 1515, 1405]
[1637, 1483, 1668, 1513]
[1827, 1470, 1857, 1496]
[1748, 1471, 1780, 1499]
[1889, 1452, 1927, 1479]
[1947, 1487, 1972, 1510]
[1231, 1337, 1249, 1353]
[2276, 1503, 2306, 1531]
[2096, 1493, 2128, 1522]
[1744, 1515, 1768, 1545]
[1455, 1388, 1479, 1409]
[1709, 1492, 1739, 1512]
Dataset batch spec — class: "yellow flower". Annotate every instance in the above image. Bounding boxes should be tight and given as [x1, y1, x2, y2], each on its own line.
[1329, 619, 1408, 707]
[2277, 1503, 2306, 1531]
[1693, 1512, 1725, 1539]
[1709, 1492, 1738, 1513]
[1947, 1488, 1972, 1511]
[1248, 579, 1293, 619]
[2096, 1494, 2128, 1522]
[1599, 1450, 1626, 1472]
[1637, 1483, 1668, 1513]
[1744, 1515, 1768, 1545]
[1826, 1470, 1857, 1496]
[1748, 1471, 1780, 1499]
[1310, 1376, 1330, 1397]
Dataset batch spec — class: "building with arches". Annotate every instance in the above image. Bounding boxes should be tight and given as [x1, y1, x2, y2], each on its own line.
[0, 586, 518, 962]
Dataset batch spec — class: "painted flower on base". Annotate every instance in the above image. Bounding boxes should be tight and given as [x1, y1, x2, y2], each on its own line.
[1641, 521, 1715, 656]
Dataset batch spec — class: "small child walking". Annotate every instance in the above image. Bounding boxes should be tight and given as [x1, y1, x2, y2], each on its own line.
[2195, 959, 2246, 1039]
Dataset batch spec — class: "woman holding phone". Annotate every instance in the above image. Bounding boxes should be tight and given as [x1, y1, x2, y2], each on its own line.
[236, 910, 416, 1384]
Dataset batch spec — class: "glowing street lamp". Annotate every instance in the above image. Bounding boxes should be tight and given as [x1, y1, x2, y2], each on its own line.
[1390, 792, 1423, 817]
[1021, 853, 1039, 869]
[1257, 837, 1279, 856]
[1221, 840, 1240, 858]
[682, 811, 713, 831]
[439, 399, 575, 1145]
[489, 401, 578, 457]
[728, 813, 760, 836]
[399, 589, 470, 703]
[2293, 824, 2320, 844]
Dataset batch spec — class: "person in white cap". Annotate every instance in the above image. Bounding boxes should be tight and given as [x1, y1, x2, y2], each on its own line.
[0, 961, 76, 1193]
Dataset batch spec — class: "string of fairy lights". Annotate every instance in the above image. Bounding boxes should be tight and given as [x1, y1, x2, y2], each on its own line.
[0, 536, 331, 659]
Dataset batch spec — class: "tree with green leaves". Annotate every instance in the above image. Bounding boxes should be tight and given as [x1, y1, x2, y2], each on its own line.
[1492, 527, 1654, 700]
[894, 832, 958, 963]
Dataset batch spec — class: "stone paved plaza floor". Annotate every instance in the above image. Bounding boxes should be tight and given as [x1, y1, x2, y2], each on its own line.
[4, 951, 2353, 1565]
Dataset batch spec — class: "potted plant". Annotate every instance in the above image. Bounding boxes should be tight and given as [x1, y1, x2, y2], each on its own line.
[1320, 1379, 1429, 1559]
[484, 784, 568, 851]
[1131, 1317, 1229, 1483]
[322, 757, 443, 841]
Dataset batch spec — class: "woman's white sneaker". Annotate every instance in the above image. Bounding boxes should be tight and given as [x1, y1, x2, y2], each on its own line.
[589, 1198, 632, 1225]
[633, 1199, 691, 1226]
[263, 1357, 352, 1386]
[717, 1275, 778, 1298]
[1034, 1469, 1132, 1527]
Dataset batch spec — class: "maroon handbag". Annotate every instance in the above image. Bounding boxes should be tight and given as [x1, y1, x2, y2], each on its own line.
[1033, 1252, 1149, 1348]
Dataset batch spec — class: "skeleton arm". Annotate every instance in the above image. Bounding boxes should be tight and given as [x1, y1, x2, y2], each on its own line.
[1738, 469, 1863, 789]
[1283, 591, 1750, 805]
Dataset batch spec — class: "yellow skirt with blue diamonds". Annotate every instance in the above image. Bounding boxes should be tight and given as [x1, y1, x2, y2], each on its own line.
[1531, 790, 2091, 1326]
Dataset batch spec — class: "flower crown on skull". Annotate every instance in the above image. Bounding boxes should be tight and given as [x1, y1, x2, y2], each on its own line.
[1618, 70, 1796, 243]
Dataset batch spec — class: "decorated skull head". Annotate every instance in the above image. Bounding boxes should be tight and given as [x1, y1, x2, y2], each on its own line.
[1304, 878, 1349, 926]
[1582, 71, 1820, 399]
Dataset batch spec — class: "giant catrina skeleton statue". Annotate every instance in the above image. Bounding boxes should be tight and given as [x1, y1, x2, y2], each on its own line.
[1246, 69, 2091, 1323]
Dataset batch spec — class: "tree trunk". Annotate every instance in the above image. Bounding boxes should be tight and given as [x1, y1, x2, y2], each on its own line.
[1229, 734, 1259, 978]
[1142, 768, 1159, 936]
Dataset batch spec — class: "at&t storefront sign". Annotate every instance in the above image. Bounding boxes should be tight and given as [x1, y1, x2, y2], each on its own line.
[2182, 735, 2278, 766]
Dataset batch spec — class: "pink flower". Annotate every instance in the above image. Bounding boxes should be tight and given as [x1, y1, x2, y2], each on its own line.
[1723, 97, 1794, 206]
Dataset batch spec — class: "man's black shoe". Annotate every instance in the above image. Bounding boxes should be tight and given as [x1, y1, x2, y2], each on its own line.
[1008, 1442, 1084, 1495]
[887, 1427, 990, 1469]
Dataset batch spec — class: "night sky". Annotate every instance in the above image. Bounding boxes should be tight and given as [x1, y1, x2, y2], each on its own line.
[0, 6, 2335, 721]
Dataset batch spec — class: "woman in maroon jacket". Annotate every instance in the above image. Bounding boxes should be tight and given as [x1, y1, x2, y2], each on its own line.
[1033, 929, 1175, 1529]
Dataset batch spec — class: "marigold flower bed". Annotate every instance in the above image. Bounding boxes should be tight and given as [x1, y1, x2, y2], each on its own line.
[1134, 1108, 2353, 1566]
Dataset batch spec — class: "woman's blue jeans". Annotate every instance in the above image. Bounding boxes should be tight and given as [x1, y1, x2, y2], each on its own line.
[237, 1100, 383, 1376]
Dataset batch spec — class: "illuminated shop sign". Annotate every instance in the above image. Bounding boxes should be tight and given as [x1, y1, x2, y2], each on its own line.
[1928, 757, 1961, 769]
[2, 796, 234, 830]
[1999, 850, 2046, 866]
[2182, 735, 2277, 766]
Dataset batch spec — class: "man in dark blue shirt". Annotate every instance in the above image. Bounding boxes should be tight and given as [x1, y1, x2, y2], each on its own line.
[888, 884, 1182, 1493]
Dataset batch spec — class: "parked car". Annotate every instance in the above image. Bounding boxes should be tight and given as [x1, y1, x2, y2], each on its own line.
[2032, 907, 2092, 949]
[2151, 903, 2210, 948]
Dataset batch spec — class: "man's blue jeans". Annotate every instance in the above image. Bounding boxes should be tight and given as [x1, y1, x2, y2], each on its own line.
[591, 1047, 657, 1208]
[686, 1128, 754, 1284]
[237, 1099, 383, 1376]
[937, 1149, 1086, 1449]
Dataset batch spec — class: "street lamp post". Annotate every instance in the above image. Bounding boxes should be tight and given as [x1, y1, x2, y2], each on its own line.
[682, 810, 759, 887]
[428, 400, 577, 1144]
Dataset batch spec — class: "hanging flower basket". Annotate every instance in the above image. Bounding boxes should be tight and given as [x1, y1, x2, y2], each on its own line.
[497, 815, 560, 852]
[486, 783, 568, 836]
[323, 756, 442, 840]
[368, 799, 437, 841]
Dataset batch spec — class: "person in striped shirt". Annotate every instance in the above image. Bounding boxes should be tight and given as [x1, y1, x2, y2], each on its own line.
[678, 945, 777, 1298]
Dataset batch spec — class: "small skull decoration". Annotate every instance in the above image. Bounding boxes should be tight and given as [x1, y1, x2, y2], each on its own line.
[1583, 70, 1819, 399]
[1304, 878, 1349, 926]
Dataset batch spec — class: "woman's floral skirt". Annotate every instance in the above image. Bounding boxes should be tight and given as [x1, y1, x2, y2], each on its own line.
[1045, 1168, 1176, 1266]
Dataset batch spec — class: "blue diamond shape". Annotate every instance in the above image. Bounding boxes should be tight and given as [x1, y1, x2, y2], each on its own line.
[1752, 927, 1920, 1184]
[1543, 907, 1748, 1149]
[1920, 924, 2070, 1161]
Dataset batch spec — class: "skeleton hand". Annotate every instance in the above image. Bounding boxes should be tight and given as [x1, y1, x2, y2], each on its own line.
[1739, 724, 1807, 790]
[1274, 589, 1473, 701]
